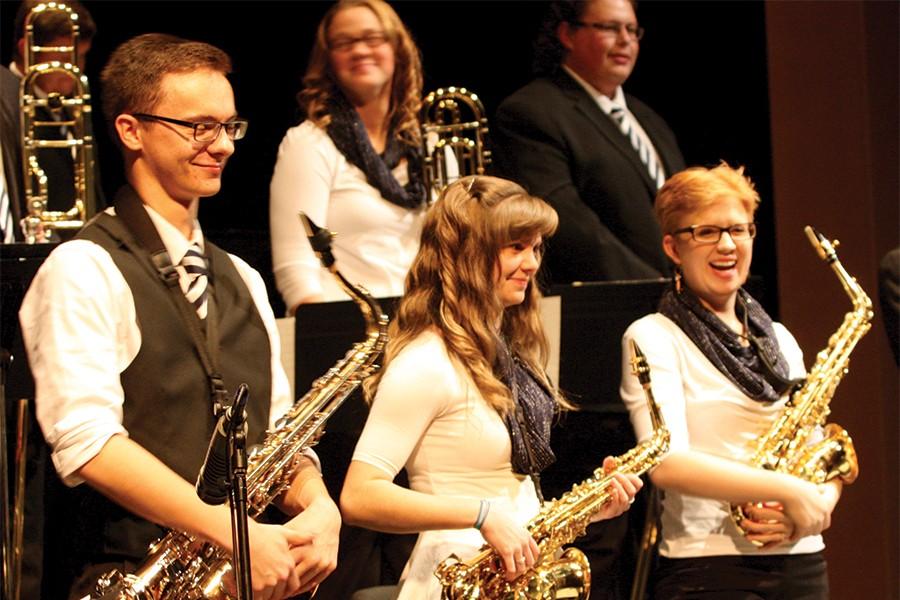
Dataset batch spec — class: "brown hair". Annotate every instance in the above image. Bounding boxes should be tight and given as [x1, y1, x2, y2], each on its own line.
[364, 175, 562, 415]
[297, 0, 423, 147]
[655, 162, 760, 234]
[100, 33, 231, 145]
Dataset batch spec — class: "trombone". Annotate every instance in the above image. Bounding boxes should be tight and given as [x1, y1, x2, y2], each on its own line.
[420, 86, 491, 200]
[19, 1, 96, 243]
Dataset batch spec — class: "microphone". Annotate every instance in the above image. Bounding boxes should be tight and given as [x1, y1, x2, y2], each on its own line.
[196, 384, 249, 505]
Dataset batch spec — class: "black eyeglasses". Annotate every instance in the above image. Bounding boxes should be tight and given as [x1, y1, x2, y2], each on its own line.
[132, 113, 249, 142]
[572, 20, 645, 41]
[672, 223, 757, 244]
[328, 31, 389, 53]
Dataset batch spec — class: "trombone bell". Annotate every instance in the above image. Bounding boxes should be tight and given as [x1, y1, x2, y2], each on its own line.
[421, 86, 491, 200]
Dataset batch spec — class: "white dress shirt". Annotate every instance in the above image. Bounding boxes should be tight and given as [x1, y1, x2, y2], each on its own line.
[20, 205, 294, 486]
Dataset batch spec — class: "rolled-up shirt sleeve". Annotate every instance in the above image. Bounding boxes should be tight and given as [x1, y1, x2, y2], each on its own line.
[19, 240, 140, 486]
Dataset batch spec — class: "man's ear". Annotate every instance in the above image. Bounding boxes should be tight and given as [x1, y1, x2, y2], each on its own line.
[115, 114, 142, 151]
[662, 234, 681, 266]
[557, 21, 575, 53]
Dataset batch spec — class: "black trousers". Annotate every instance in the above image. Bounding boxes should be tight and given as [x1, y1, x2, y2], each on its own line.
[652, 552, 828, 600]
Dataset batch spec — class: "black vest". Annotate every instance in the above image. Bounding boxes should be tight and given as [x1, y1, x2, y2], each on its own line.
[62, 204, 272, 566]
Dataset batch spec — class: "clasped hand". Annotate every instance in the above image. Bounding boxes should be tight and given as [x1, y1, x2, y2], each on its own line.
[742, 479, 840, 549]
[229, 498, 340, 600]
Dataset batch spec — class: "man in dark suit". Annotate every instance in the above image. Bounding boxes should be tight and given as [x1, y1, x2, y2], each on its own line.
[879, 247, 900, 365]
[493, 0, 685, 284]
[1, 65, 24, 241]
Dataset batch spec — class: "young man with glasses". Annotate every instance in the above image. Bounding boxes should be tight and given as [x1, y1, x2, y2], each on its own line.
[19, 33, 340, 599]
[494, 0, 686, 284]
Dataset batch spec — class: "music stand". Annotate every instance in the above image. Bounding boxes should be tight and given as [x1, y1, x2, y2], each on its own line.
[1, 242, 56, 600]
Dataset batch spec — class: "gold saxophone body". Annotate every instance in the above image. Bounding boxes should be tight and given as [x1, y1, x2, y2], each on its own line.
[90, 214, 389, 599]
[730, 226, 870, 541]
[435, 341, 670, 600]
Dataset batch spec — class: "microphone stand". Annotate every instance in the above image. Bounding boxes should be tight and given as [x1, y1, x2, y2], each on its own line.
[228, 406, 252, 600]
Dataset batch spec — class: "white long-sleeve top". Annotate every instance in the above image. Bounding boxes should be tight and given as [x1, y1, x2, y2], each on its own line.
[269, 121, 426, 311]
[353, 329, 539, 599]
[620, 313, 824, 558]
[19, 205, 295, 486]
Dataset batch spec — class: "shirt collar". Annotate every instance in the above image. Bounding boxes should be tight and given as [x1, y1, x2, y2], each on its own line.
[561, 64, 627, 115]
[143, 204, 205, 265]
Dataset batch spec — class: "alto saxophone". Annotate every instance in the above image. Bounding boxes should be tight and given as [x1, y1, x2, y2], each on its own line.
[435, 341, 669, 600]
[730, 226, 870, 541]
[91, 214, 389, 599]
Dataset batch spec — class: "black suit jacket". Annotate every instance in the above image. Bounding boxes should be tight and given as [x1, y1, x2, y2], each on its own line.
[1, 65, 25, 239]
[493, 71, 685, 283]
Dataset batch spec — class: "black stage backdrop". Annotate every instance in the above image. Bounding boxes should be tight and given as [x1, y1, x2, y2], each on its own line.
[0, 0, 776, 317]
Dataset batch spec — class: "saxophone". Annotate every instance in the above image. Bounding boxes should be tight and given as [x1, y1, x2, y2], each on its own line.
[730, 226, 870, 541]
[435, 341, 670, 600]
[91, 214, 389, 599]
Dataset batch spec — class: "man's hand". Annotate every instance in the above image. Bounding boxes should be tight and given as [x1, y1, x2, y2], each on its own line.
[284, 495, 341, 594]
[245, 520, 311, 600]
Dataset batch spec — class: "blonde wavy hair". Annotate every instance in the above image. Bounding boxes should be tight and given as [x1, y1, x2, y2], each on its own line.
[297, 0, 423, 147]
[365, 176, 562, 415]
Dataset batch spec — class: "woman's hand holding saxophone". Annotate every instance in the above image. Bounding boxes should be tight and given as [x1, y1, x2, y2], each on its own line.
[479, 504, 539, 581]
[588, 456, 644, 524]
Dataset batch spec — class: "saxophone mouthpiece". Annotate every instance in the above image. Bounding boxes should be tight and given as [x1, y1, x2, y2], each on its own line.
[630, 340, 651, 386]
[299, 212, 336, 269]
[804, 225, 837, 264]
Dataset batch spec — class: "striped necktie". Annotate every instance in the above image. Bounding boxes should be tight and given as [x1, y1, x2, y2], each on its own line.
[609, 105, 666, 190]
[181, 244, 209, 319]
[0, 185, 14, 244]
[0, 144, 14, 243]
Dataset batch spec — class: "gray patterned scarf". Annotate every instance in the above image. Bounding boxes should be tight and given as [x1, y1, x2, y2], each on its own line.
[658, 283, 801, 403]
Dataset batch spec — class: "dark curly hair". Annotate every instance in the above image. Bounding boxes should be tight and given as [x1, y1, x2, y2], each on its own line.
[532, 0, 637, 77]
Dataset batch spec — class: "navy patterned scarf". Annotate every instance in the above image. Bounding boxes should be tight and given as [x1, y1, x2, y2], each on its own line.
[497, 342, 557, 482]
[325, 92, 426, 210]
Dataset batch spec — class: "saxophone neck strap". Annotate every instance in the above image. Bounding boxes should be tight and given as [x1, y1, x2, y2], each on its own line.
[112, 185, 228, 415]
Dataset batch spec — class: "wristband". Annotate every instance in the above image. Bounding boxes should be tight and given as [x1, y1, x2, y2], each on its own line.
[473, 499, 490, 530]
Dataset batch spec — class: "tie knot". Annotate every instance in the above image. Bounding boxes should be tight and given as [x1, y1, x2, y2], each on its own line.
[181, 244, 209, 319]
[182, 245, 208, 275]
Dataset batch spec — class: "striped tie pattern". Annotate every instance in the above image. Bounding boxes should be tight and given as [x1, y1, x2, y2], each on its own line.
[0, 182, 14, 244]
[182, 244, 209, 319]
[609, 106, 666, 190]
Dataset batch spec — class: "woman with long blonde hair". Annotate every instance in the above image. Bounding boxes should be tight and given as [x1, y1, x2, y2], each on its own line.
[270, 0, 426, 314]
[341, 175, 642, 599]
